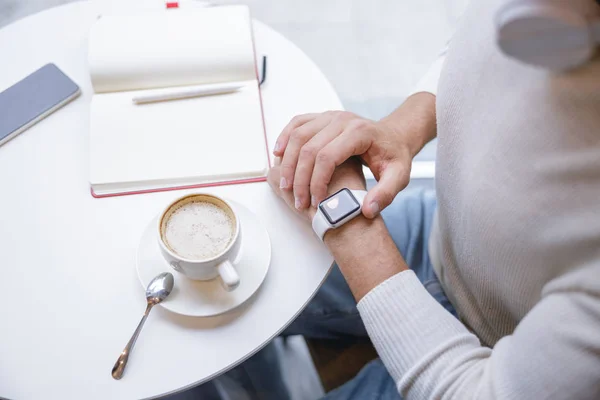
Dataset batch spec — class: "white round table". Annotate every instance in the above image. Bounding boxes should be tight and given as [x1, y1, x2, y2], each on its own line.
[0, 2, 342, 399]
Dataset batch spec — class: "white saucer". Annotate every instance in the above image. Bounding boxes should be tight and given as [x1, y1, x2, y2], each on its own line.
[136, 200, 271, 317]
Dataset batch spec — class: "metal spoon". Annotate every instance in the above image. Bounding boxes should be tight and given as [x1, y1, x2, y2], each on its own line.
[111, 272, 174, 380]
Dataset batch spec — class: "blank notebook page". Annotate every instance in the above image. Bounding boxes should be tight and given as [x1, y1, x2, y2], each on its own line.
[89, 83, 267, 192]
[88, 9, 256, 92]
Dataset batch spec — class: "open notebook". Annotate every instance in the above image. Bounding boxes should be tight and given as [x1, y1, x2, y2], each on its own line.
[88, 6, 269, 197]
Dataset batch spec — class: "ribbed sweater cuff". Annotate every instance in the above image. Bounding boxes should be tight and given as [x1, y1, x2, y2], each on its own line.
[357, 270, 475, 384]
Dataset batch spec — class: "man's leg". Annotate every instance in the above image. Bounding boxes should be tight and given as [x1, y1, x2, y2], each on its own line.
[283, 264, 368, 340]
[320, 359, 400, 400]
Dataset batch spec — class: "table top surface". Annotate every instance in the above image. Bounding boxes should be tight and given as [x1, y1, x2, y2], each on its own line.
[0, 2, 342, 399]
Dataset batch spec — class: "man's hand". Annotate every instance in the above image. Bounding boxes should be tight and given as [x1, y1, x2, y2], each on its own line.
[269, 146, 407, 302]
[269, 155, 407, 301]
[268, 157, 366, 221]
[273, 92, 436, 218]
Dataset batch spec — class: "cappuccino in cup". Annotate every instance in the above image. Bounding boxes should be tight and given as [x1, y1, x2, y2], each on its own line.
[162, 200, 235, 261]
[157, 194, 241, 291]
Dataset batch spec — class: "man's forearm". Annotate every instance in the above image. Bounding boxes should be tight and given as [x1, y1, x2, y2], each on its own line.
[324, 214, 408, 301]
[380, 92, 437, 159]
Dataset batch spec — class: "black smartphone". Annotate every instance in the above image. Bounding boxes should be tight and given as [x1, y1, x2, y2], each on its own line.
[0, 63, 80, 147]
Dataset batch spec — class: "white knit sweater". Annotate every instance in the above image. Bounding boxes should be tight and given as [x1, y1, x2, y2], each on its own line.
[356, 0, 600, 399]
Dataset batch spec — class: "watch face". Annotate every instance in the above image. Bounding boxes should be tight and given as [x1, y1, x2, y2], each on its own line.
[319, 188, 360, 225]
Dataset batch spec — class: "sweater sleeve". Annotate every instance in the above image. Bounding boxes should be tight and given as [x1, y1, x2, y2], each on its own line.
[357, 268, 600, 399]
[406, 47, 447, 97]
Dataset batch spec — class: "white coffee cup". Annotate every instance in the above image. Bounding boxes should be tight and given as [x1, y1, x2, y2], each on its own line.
[157, 193, 241, 291]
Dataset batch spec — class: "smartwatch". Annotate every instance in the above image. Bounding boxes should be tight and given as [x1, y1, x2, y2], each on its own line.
[312, 188, 367, 241]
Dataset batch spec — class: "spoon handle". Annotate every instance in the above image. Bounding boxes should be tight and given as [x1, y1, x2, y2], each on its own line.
[111, 303, 153, 380]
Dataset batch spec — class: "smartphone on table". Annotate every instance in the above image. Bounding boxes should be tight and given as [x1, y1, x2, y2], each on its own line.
[0, 63, 80, 147]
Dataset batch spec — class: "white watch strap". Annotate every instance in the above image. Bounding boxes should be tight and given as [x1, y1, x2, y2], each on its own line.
[351, 189, 367, 206]
[312, 211, 332, 241]
[312, 190, 367, 241]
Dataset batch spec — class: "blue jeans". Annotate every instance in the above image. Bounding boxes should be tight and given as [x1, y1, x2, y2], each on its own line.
[169, 188, 456, 400]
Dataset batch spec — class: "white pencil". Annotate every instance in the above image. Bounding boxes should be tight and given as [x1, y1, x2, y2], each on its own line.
[132, 83, 243, 104]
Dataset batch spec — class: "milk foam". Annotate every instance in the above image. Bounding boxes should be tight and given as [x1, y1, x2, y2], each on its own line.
[164, 201, 234, 260]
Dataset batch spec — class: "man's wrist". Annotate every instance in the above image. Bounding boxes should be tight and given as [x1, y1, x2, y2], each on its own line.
[322, 212, 408, 301]
[380, 92, 437, 159]
[323, 212, 383, 244]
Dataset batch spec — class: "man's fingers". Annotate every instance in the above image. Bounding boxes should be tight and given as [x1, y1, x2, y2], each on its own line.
[310, 125, 372, 204]
[363, 162, 410, 218]
[268, 160, 295, 208]
[267, 157, 282, 193]
[293, 120, 345, 209]
[279, 117, 330, 193]
[273, 113, 318, 156]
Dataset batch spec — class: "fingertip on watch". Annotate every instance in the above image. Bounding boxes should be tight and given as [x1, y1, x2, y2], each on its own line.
[365, 201, 380, 218]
